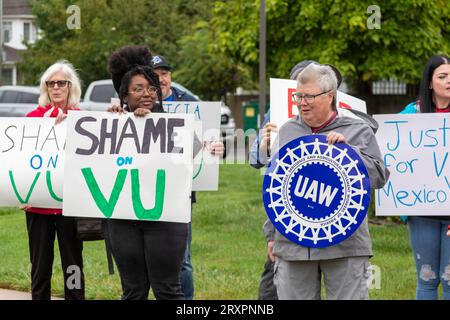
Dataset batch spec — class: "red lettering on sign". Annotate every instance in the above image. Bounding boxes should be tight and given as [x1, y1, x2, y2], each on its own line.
[288, 88, 296, 118]
[339, 101, 352, 110]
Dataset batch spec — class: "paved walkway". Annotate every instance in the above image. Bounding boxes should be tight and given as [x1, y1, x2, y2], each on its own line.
[0, 289, 63, 300]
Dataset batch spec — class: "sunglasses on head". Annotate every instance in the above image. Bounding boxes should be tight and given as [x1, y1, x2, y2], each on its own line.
[45, 80, 71, 88]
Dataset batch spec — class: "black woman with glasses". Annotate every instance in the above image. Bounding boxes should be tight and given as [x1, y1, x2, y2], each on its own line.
[106, 45, 189, 300]
[22, 60, 85, 300]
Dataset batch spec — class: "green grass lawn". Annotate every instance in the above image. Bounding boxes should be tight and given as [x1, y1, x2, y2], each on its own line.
[0, 164, 417, 299]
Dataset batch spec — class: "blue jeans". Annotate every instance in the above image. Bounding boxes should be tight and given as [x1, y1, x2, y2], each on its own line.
[180, 221, 194, 299]
[408, 216, 450, 300]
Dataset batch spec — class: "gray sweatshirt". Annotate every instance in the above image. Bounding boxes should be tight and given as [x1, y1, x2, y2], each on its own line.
[260, 109, 390, 261]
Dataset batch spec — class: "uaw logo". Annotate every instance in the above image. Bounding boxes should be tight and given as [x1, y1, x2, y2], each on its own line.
[263, 135, 371, 248]
[152, 56, 163, 64]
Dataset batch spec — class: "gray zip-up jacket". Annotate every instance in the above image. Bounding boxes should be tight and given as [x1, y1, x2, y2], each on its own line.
[260, 109, 390, 261]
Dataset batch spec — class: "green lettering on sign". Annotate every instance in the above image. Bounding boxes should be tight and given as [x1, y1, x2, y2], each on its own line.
[81, 168, 127, 218]
[131, 169, 166, 220]
[46, 171, 62, 202]
[9, 171, 40, 204]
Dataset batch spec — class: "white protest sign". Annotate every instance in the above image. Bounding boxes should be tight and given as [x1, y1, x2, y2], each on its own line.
[0, 118, 65, 208]
[270, 78, 367, 134]
[63, 111, 194, 223]
[163, 101, 221, 191]
[374, 113, 450, 216]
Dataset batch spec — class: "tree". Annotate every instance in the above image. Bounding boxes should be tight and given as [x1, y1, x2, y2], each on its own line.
[20, 0, 133, 87]
[19, 0, 212, 92]
[211, 0, 450, 92]
[174, 21, 253, 100]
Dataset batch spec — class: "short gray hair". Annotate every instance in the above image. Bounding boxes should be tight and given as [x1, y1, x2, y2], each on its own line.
[297, 63, 338, 91]
[38, 60, 82, 108]
[297, 63, 338, 109]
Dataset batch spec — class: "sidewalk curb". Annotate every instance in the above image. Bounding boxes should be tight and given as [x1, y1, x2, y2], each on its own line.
[0, 289, 63, 300]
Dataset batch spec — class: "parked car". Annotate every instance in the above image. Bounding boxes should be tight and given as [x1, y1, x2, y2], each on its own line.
[0, 86, 40, 117]
[80, 79, 118, 111]
[80, 79, 236, 144]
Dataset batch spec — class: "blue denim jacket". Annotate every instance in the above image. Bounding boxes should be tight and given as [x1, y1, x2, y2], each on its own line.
[249, 110, 271, 169]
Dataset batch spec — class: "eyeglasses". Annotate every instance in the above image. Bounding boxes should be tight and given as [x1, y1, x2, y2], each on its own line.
[45, 80, 70, 88]
[129, 86, 158, 96]
[292, 91, 330, 104]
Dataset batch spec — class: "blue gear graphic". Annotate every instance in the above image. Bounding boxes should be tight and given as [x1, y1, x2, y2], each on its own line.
[262, 135, 371, 248]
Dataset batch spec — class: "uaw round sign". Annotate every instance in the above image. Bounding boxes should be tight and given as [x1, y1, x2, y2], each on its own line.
[263, 135, 371, 248]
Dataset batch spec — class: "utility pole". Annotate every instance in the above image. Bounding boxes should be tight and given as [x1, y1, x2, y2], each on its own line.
[258, 0, 266, 126]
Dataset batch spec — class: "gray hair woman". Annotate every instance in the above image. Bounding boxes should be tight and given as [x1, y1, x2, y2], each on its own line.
[33, 60, 82, 122]
[22, 60, 85, 300]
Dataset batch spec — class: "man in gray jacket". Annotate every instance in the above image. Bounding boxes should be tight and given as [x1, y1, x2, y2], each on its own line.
[258, 63, 390, 299]
[250, 60, 343, 300]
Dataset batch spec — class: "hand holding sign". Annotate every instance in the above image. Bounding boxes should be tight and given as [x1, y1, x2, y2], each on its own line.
[19, 204, 31, 211]
[209, 141, 224, 156]
[108, 97, 126, 115]
[107, 104, 127, 114]
[327, 131, 346, 144]
[54, 113, 68, 125]
[134, 108, 151, 117]
[260, 122, 278, 156]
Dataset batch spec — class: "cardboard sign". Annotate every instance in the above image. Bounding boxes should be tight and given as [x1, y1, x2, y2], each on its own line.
[163, 101, 221, 191]
[374, 113, 450, 216]
[263, 135, 371, 247]
[0, 118, 65, 208]
[63, 111, 194, 222]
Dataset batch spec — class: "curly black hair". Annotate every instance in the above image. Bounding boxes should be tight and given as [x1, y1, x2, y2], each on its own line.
[107, 45, 163, 112]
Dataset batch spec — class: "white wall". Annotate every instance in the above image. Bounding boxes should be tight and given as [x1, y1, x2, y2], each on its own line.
[3, 15, 38, 50]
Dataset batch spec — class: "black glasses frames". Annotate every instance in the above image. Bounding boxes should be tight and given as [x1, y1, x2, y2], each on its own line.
[45, 80, 71, 88]
[292, 90, 331, 104]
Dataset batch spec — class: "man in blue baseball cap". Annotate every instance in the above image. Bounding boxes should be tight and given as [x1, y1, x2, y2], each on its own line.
[151, 55, 197, 102]
[151, 54, 224, 300]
